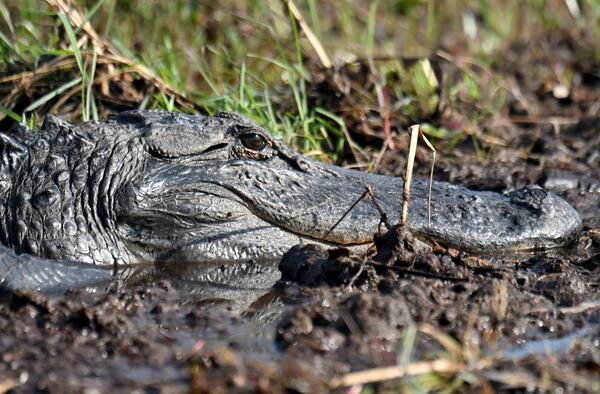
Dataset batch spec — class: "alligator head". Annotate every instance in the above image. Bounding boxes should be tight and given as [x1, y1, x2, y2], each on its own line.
[112, 111, 405, 264]
[0, 111, 582, 270]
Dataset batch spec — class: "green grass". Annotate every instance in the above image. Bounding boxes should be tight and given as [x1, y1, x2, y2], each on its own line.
[0, 0, 599, 161]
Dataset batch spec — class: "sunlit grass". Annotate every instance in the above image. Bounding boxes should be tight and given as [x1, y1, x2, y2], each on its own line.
[0, 0, 599, 161]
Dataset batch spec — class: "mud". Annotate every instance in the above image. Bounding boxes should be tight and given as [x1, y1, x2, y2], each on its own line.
[1, 114, 598, 392]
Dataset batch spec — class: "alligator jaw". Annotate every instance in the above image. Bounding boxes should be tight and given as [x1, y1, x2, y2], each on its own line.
[132, 152, 581, 261]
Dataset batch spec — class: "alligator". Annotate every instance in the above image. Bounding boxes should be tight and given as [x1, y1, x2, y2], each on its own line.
[0, 111, 582, 292]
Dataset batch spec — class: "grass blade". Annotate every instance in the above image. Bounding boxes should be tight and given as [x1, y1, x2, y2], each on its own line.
[0, 1, 14, 36]
[24, 76, 82, 113]
[73, 0, 110, 36]
[57, 11, 87, 120]
[57, 12, 85, 77]
[85, 48, 98, 122]
[0, 106, 22, 123]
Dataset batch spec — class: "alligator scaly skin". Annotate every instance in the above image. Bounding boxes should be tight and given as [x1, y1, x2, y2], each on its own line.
[0, 111, 582, 291]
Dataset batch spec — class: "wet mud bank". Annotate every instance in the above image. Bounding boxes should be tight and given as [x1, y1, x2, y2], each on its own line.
[0, 223, 598, 392]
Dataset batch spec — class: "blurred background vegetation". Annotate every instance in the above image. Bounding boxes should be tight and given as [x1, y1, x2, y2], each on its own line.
[0, 0, 599, 162]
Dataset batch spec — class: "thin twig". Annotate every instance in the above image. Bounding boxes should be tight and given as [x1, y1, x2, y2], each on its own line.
[46, 0, 113, 55]
[343, 259, 367, 291]
[322, 190, 369, 240]
[0, 57, 75, 84]
[285, 0, 332, 68]
[369, 138, 388, 174]
[341, 123, 361, 164]
[367, 262, 469, 282]
[418, 130, 436, 227]
[322, 184, 391, 241]
[419, 323, 464, 360]
[381, 85, 395, 150]
[330, 358, 462, 388]
[364, 184, 391, 229]
[401, 125, 420, 225]
[44, 0, 194, 110]
[0, 378, 17, 394]
[507, 115, 578, 125]
[559, 300, 600, 314]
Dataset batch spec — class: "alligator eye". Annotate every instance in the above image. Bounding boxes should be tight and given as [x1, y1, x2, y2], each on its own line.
[240, 133, 267, 151]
